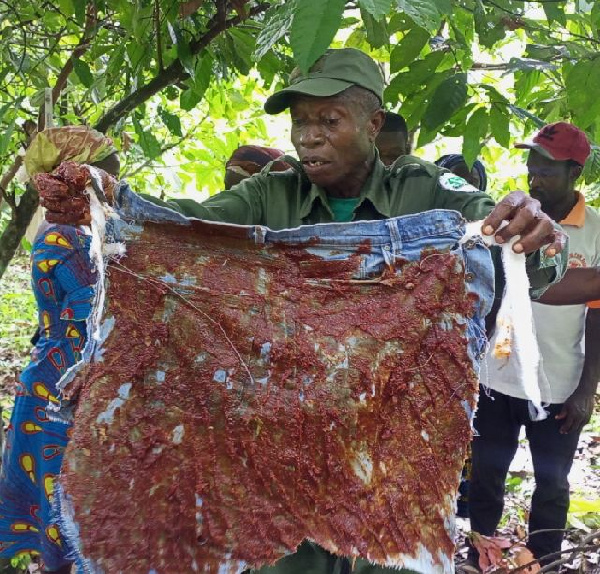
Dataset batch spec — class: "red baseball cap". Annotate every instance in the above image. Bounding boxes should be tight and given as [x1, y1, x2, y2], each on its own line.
[515, 122, 591, 166]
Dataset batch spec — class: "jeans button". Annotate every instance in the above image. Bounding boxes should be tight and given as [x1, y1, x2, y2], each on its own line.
[465, 271, 475, 282]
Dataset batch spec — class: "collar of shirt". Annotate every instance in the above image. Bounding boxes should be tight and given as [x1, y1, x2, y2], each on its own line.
[560, 191, 586, 228]
[297, 154, 392, 221]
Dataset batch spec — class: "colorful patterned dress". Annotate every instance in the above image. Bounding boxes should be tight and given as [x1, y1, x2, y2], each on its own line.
[0, 224, 95, 571]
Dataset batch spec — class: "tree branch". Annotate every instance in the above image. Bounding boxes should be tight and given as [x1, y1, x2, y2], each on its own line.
[510, 530, 600, 573]
[93, 2, 269, 133]
[0, 184, 39, 278]
[0, 155, 22, 210]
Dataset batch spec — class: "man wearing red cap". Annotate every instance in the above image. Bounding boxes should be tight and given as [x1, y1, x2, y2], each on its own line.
[467, 122, 600, 571]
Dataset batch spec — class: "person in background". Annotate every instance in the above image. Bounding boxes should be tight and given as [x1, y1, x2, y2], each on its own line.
[140, 145, 290, 212]
[375, 111, 410, 165]
[435, 154, 487, 192]
[224, 145, 289, 189]
[540, 266, 600, 304]
[465, 122, 600, 572]
[0, 127, 118, 574]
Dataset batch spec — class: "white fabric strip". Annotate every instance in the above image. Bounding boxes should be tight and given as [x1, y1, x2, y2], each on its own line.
[461, 220, 547, 421]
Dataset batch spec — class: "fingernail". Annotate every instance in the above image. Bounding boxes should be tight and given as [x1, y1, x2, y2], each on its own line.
[513, 243, 523, 253]
[483, 225, 494, 235]
[495, 235, 504, 244]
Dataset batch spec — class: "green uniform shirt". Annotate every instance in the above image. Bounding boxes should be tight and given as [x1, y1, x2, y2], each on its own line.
[160, 155, 495, 226]
[141, 154, 563, 298]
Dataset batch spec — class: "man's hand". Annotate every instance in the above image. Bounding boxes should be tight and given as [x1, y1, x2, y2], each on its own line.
[482, 190, 566, 256]
[555, 391, 594, 434]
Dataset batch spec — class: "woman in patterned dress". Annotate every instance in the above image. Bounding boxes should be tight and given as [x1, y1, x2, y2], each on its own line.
[0, 127, 118, 573]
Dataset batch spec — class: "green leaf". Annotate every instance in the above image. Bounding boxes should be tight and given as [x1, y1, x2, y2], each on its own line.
[167, 22, 195, 79]
[592, 1, 600, 34]
[400, 69, 452, 129]
[133, 117, 162, 159]
[508, 105, 545, 129]
[462, 107, 489, 168]
[20, 236, 32, 252]
[565, 57, 600, 129]
[525, 44, 565, 61]
[489, 104, 510, 148]
[193, 54, 212, 99]
[73, 0, 86, 25]
[57, 0, 74, 16]
[441, 102, 476, 137]
[180, 87, 202, 111]
[345, 29, 369, 51]
[290, 0, 346, 73]
[158, 107, 183, 137]
[582, 145, 600, 184]
[385, 50, 446, 102]
[389, 27, 429, 72]
[422, 73, 468, 131]
[360, 9, 388, 49]
[358, 0, 393, 19]
[255, 2, 295, 60]
[0, 98, 21, 125]
[569, 498, 600, 514]
[543, 1, 566, 26]
[0, 119, 16, 154]
[395, 0, 448, 32]
[417, 124, 437, 147]
[474, 2, 506, 49]
[388, 12, 414, 33]
[480, 84, 509, 105]
[105, 45, 126, 80]
[72, 59, 94, 88]
[506, 57, 557, 73]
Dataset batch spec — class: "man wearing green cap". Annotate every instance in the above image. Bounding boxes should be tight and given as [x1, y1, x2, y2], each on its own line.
[118, 48, 565, 574]
[156, 48, 563, 293]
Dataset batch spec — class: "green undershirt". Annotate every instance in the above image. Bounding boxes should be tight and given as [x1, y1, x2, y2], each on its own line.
[327, 196, 360, 222]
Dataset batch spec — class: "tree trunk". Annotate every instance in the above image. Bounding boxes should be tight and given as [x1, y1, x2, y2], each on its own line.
[0, 185, 38, 279]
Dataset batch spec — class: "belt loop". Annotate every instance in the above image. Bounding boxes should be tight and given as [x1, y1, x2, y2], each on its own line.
[254, 225, 267, 244]
[385, 217, 403, 254]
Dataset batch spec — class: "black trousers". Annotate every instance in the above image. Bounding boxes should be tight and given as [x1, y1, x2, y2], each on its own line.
[468, 389, 581, 565]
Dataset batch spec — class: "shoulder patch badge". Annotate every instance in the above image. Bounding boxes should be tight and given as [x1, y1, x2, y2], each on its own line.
[439, 172, 479, 193]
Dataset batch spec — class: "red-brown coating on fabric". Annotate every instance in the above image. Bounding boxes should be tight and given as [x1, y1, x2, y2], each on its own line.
[34, 162, 92, 225]
[61, 222, 479, 573]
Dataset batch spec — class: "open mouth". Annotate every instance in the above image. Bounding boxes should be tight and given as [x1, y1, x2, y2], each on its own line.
[304, 160, 327, 167]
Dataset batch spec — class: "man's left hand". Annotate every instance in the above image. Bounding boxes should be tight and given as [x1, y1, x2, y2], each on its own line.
[482, 190, 566, 256]
[555, 391, 594, 434]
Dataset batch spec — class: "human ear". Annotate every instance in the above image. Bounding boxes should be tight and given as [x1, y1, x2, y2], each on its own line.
[369, 109, 385, 142]
[570, 164, 583, 182]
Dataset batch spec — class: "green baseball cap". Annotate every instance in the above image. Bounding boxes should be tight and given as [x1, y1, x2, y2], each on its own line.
[264, 48, 384, 115]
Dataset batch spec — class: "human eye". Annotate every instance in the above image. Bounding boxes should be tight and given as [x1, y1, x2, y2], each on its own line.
[324, 117, 340, 127]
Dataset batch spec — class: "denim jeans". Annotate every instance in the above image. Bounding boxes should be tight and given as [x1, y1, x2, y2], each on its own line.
[468, 389, 581, 566]
[68, 189, 495, 574]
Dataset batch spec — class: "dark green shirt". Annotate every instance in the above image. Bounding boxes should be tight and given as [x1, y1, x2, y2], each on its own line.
[140, 155, 564, 299]
[158, 156, 497, 226]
